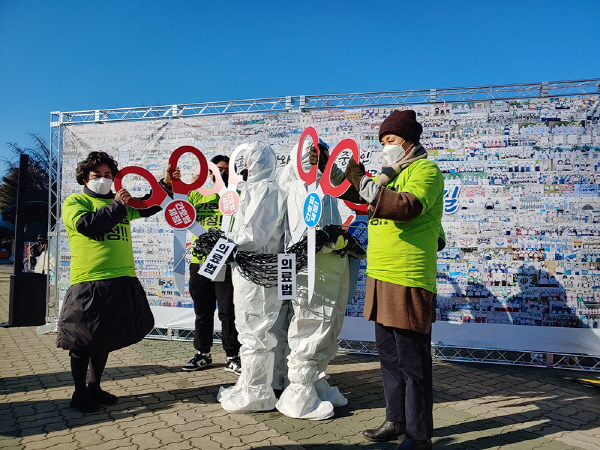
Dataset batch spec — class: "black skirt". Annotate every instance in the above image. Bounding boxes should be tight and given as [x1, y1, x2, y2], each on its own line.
[57, 276, 155, 354]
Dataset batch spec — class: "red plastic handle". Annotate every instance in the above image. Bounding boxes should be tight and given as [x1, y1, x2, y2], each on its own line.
[296, 127, 319, 186]
[113, 166, 167, 209]
[196, 161, 225, 196]
[343, 166, 372, 213]
[321, 138, 359, 198]
[344, 199, 369, 214]
[169, 146, 209, 195]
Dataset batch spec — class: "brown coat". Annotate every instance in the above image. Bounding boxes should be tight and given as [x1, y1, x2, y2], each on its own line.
[362, 183, 436, 334]
[364, 277, 434, 334]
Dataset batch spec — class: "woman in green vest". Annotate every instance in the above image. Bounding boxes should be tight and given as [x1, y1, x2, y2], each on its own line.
[57, 151, 160, 413]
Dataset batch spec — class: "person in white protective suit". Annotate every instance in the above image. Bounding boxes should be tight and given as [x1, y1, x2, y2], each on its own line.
[273, 140, 351, 420]
[217, 141, 289, 413]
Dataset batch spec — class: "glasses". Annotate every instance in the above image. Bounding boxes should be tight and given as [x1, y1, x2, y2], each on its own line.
[216, 166, 229, 173]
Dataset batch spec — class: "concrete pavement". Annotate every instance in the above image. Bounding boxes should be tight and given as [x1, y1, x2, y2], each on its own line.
[1, 263, 599, 449]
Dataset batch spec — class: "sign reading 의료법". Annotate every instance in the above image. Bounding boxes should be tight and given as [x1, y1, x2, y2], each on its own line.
[199, 237, 236, 280]
[278, 253, 296, 300]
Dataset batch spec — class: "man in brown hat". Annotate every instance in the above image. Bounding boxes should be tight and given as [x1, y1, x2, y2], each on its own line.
[344, 110, 444, 450]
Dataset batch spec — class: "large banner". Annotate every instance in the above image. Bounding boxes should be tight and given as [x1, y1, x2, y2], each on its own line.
[59, 95, 600, 355]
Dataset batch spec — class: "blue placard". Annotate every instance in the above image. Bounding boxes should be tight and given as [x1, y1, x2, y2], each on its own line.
[303, 192, 322, 228]
[347, 220, 368, 247]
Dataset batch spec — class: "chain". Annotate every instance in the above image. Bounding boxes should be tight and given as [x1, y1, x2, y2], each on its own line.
[233, 252, 280, 288]
[193, 224, 366, 288]
[192, 227, 225, 260]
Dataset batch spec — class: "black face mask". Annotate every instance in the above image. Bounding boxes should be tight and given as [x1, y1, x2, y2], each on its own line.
[221, 172, 229, 187]
[240, 168, 248, 181]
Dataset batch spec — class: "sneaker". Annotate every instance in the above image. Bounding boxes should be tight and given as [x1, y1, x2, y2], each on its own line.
[225, 356, 242, 375]
[70, 390, 100, 413]
[181, 353, 212, 372]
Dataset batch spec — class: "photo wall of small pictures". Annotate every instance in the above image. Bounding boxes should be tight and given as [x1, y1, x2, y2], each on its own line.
[59, 94, 600, 329]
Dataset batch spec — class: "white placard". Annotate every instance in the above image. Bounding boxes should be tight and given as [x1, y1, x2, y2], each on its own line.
[278, 253, 297, 300]
[199, 237, 236, 280]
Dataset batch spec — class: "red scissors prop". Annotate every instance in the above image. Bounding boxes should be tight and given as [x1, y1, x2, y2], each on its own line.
[114, 146, 210, 294]
[193, 143, 247, 232]
[293, 126, 360, 298]
[292, 126, 360, 242]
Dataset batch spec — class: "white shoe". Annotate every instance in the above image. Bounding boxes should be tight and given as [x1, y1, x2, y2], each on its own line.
[276, 384, 335, 420]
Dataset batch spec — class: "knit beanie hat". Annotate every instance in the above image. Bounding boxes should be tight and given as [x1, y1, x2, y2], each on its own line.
[378, 110, 423, 143]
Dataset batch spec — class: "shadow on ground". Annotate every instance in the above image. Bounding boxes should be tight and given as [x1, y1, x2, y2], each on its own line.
[1, 350, 598, 449]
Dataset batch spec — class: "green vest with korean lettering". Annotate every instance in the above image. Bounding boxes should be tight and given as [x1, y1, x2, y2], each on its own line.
[62, 193, 142, 285]
[188, 191, 223, 264]
[366, 159, 444, 293]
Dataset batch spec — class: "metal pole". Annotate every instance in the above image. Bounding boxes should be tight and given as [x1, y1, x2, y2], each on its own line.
[13, 154, 29, 275]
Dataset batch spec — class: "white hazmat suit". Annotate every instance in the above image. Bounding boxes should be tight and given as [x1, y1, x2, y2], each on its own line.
[217, 142, 288, 413]
[274, 144, 351, 420]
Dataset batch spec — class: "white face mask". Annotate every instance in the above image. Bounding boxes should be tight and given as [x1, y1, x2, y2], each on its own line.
[86, 177, 113, 195]
[381, 143, 406, 166]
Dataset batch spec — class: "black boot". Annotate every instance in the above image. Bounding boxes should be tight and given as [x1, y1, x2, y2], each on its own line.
[396, 438, 432, 450]
[363, 420, 406, 442]
[69, 390, 100, 413]
[88, 384, 119, 405]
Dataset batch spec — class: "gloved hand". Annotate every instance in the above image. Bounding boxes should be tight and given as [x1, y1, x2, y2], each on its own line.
[308, 143, 329, 172]
[345, 158, 366, 190]
[328, 235, 347, 251]
[346, 158, 380, 203]
[320, 235, 348, 253]
[345, 235, 367, 259]
[309, 144, 318, 165]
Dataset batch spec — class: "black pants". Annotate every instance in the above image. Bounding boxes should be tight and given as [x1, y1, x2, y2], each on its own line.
[189, 263, 240, 357]
[375, 322, 433, 441]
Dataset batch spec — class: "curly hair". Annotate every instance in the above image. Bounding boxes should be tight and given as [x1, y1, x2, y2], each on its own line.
[75, 151, 119, 185]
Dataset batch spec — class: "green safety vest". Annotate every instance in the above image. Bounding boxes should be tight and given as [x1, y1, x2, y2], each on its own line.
[188, 190, 223, 264]
[366, 159, 444, 293]
[63, 193, 142, 285]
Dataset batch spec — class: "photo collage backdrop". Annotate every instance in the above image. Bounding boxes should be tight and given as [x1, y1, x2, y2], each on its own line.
[59, 94, 600, 333]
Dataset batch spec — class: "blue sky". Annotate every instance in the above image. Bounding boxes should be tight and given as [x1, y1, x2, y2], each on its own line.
[1, 0, 599, 173]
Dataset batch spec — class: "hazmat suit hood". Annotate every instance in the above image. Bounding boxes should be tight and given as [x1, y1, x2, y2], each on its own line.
[277, 142, 342, 235]
[226, 141, 288, 254]
[244, 141, 278, 184]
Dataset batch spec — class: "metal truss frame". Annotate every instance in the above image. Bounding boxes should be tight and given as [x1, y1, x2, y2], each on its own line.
[42, 115, 64, 333]
[433, 345, 600, 372]
[47, 79, 600, 369]
[50, 79, 600, 126]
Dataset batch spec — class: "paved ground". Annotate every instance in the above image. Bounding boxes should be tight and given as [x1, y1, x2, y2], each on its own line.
[1, 264, 599, 450]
